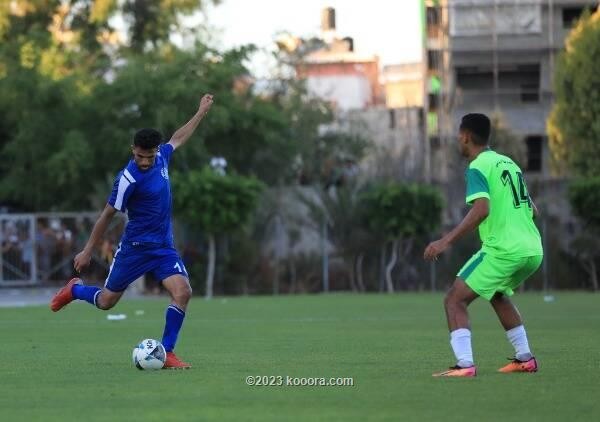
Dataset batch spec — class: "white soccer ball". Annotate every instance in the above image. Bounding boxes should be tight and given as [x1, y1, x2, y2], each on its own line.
[132, 339, 166, 370]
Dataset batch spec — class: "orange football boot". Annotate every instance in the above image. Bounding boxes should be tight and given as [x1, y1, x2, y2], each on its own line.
[50, 278, 81, 312]
[433, 365, 477, 377]
[498, 357, 538, 373]
[164, 352, 192, 369]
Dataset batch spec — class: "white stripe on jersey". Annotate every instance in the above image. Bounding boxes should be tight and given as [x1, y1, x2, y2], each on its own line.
[123, 169, 136, 183]
[104, 242, 122, 287]
[114, 175, 131, 211]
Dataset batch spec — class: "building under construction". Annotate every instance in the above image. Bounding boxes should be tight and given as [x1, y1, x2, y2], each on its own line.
[424, 0, 597, 182]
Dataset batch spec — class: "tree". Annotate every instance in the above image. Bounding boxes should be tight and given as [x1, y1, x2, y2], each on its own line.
[269, 35, 370, 186]
[0, 70, 94, 210]
[296, 183, 374, 292]
[362, 183, 443, 292]
[0, 1, 117, 210]
[122, 0, 220, 52]
[568, 178, 600, 291]
[172, 167, 263, 298]
[547, 9, 600, 177]
[95, 44, 318, 185]
[0, 41, 310, 210]
[549, 9, 600, 290]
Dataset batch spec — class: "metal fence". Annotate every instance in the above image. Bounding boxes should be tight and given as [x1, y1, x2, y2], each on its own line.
[0, 212, 125, 286]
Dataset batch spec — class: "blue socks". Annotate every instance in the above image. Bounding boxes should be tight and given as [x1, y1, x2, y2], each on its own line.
[72, 283, 186, 352]
[72, 283, 101, 307]
[162, 304, 186, 352]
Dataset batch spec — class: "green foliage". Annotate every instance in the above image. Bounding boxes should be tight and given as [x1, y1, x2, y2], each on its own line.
[568, 177, 600, 228]
[94, 45, 317, 185]
[0, 70, 93, 210]
[298, 131, 370, 186]
[172, 167, 264, 234]
[297, 184, 374, 260]
[122, 0, 219, 52]
[548, 9, 600, 177]
[269, 41, 371, 186]
[362, 182, 443, 240]
[0, 0, 363, 215]
[0, 38, 338, 210]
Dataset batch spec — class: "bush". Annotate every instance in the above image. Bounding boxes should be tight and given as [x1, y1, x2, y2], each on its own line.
[569, 178, 600, 227]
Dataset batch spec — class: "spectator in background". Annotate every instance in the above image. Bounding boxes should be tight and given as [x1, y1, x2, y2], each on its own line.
[20, 230, 33, 278]
[100, 238, 114, 265]
[57, 221, 74, 278]
[1, 228, 21, 280]
[36, 220, 56, 281]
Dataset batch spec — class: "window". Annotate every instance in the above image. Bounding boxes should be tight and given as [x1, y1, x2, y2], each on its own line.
[498, 64, 540, 101]
[426, 7, 440, 26]
[521, 84, 539, 102]
[428, 93, 439, 111]
[456, 66, 493, 91]
[562, 7, 585, 28]
[427, 50, 441, 71]
[525, 136, 543, 172]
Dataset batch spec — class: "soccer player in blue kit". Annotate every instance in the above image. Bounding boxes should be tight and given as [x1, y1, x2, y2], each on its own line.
[50, 94, 214, 369]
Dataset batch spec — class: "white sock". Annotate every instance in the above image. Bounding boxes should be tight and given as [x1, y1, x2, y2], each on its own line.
[506, 325, 532, 361]
[450, 328, 474, 367]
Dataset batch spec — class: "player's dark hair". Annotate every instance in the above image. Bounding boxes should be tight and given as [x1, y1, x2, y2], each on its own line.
[459, 113, 491, 146]
[133, 128, 162, 149]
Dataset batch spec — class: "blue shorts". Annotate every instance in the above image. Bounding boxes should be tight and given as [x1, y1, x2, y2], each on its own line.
[105, 242, 189, 292]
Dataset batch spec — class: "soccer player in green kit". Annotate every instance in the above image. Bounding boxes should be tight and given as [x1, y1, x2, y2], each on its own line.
[424, 113, 543, 377]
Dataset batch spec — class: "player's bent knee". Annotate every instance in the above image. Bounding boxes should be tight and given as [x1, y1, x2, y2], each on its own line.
[96, 290, 121, 310]
[443, 294, 460, 311]
[176, 287, 192, 304]
[168, 282, 192, 305]
[444, 290, 468, 309]
[184, 286, 192, 302]
[96, 300, 114, 311]
[444, 286, 458, 305]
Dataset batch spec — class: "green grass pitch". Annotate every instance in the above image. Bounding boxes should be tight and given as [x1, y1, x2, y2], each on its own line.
[1, 293, 598, 421]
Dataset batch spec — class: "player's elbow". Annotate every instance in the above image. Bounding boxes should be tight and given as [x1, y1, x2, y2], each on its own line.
[480, 204, 490, 219]
[168, 138, 183, 150]
[103, 204, 118, 220]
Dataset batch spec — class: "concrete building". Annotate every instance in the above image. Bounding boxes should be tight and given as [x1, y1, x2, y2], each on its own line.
[331, 107, 426, 181]
[383, 63, 424, 108]
[424, 0, 597, 179]
[297, 49, 381, 110]
[290, 8, 426, 181]
[295, 7, 381, 111]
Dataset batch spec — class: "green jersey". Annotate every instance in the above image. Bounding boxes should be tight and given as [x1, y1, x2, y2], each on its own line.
[465, 150, 543, 257]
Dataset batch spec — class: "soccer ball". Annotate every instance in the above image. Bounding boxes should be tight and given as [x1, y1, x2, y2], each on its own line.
[132, 339, 166, 370]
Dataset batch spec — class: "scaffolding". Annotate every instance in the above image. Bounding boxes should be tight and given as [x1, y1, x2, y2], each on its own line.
[422, 0, 595, 179]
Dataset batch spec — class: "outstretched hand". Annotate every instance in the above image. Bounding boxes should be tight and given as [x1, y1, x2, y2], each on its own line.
[199, 94, 214, 115]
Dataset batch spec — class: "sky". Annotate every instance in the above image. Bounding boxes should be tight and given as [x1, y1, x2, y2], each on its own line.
[191, 0, 423, 77]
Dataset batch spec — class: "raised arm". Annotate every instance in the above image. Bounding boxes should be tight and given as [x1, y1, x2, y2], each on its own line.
[73, 204, 118, 273]
[168, 94, 214, 150]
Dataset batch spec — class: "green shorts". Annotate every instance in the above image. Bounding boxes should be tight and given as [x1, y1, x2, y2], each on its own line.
[457, 251, 543, 301]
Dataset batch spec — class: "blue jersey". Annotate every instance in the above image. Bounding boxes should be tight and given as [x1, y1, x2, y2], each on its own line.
[108, 143, 175, 246]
